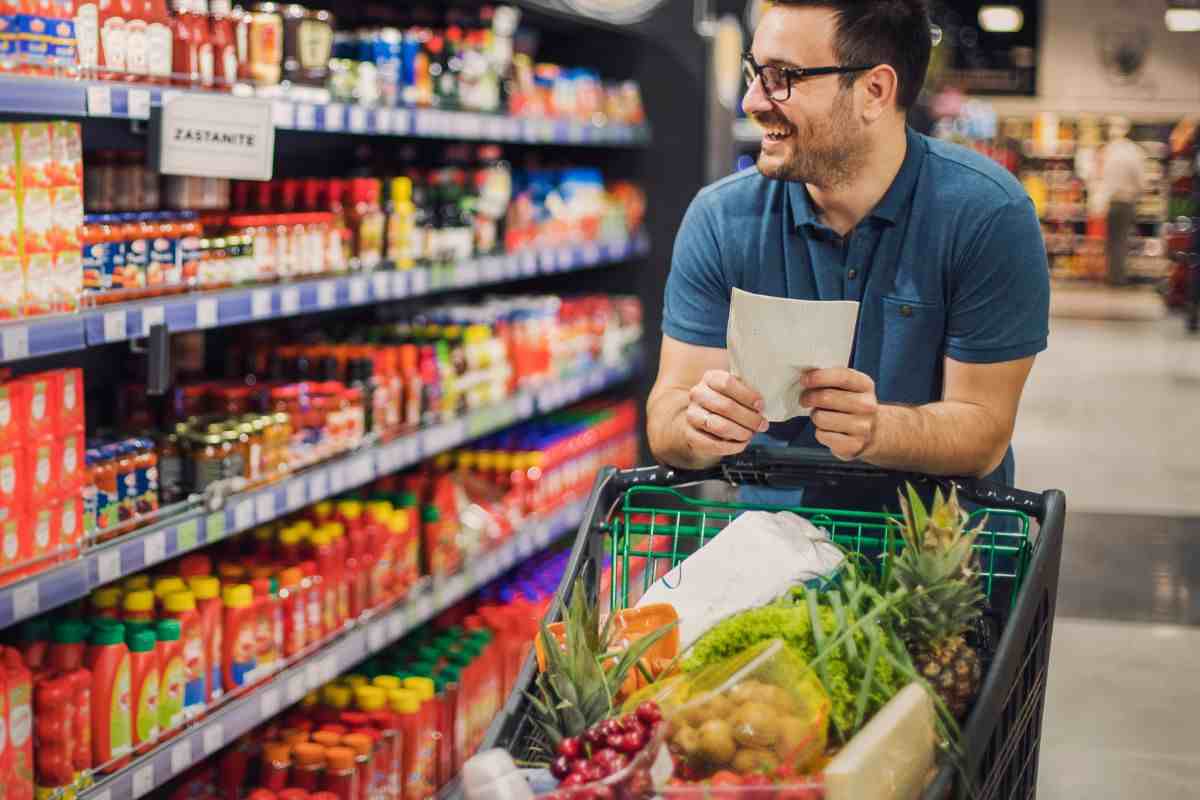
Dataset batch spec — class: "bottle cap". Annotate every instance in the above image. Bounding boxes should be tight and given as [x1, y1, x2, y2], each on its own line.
[263, 742, 292, 765]
[164, 591, 196, 613]
[278, 567, 303, 589]
[188, 576, 221, 600]
[154, 576, 187, 600]
[325, 746, 357, 772]
[91, 586, 123, 611]
[343, 674, 368, 690]
[124, 575, 152, 592]
[222, 584, 254, 608]
[355, 685, 387, 712]
[123, 589, 156, 614]
[387, 689, 421, 714]
[292, 742, 327, 768]
[342, 733, 373, 758]
[403, 676, 435, 701]
[178, 553, 213, 579]
[371, 675, 402, 692]
[127, 627, 157, 652]
[155, 619, 182, 641]
[51, 620, 90, 645]
[312, 730, 342, 749]
[90, 622, 126, 646]
[252, 577, 271, 597]
[322, 684, 353, 709]
[281, 728, 309, 747]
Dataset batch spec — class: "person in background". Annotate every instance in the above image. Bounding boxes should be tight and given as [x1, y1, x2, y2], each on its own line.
[1098, 116, 1147, 287]
[646, 0, 1050, 509]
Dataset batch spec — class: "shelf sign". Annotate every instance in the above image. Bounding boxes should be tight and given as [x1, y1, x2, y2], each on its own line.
[154, 94, 275, 181]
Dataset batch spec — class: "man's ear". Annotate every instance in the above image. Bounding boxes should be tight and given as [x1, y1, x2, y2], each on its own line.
[859, 64, 899, 122]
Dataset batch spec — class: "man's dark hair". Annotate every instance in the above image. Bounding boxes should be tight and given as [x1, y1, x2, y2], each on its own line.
[772, 0, 932, 109]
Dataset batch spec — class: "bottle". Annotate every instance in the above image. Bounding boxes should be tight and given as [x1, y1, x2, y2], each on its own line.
[309, 531, 338, 636]
[209, 0, 237, 88]
[247, 1, 283, 86]
[249, 576, 280, 679]
[127, 626, 160, 755]
[99, 0, 133, 79]
[277, 566, 306, 658]
[192, 0, 215, 88]
[291, 742, 327, 792]
[356, 685, 398, 800]
[123, 588, 156, 626]
[33, 675, 75, 798]
[386, 177, 416, 270]
[86, 621, 132, 773]
[155, 619, 186, 737]
[322, 746, 359, 800]
[221, 583, 256, 690]
[388, 688, 428, 800]
[145, 0, 173, 82]
[341, 732, 374, 800]
[187, 575, 224, 703]
[125, 0, 149, 79]
[77, 0, 102, 76]
[163, 590, 206, 721]
[92, 586, 124, 620]
[300, 559, 323, 645]
[260, 741, 292, 793]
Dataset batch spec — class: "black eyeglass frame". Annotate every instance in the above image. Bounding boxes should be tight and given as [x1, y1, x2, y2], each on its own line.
[742, 51, 875, 102]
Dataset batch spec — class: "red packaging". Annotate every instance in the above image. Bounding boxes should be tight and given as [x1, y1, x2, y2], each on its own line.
[58, 428, 85, 493]
[28, 505, 56, 561]
[0, 660, 7, 800]
[56, 368, 84, 434]
[0, 447, 23, 511]
[23, 439, 55, 507]
[14, 373, 58, 440]
[56, 495, 82, 553]
[2, 648, 32, 800]
[0, 380, 28, 444]
[69, 668, 94, 778]
[33, 674, 74, 797]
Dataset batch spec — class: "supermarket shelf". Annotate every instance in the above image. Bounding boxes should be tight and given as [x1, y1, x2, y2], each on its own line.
[0, 74, 651, 146]
[0, 355, 640, 629]
[77, 496, 587, 800]
[0, 232, 650, 362]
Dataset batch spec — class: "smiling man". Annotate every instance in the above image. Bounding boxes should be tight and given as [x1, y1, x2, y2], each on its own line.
[647, 0, 1050, 507]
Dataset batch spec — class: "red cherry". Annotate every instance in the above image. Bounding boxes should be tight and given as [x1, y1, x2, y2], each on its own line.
[592, 748, 629, 775]
[561, 773, 587, 787]
[599, 718, 622, 738]
[589, 786, 615, 800]
[621, 729, 646, 753]
[570, 758, 591, 775]
[551, 755, 573, 779]
[635, 701, 662, 725]
[558, 736, 583, 759]
[618, 714, 640, 733]
[582, 762, 607, 782]
[585, 725, 608, 747]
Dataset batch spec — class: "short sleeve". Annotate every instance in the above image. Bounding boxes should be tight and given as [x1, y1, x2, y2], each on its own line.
[662, 193, 731, 348]
[946, 197, 1050, 363]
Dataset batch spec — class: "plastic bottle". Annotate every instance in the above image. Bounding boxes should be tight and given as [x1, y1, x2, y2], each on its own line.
[192, 0, 215, 88]
[145, 0, 173, 82]
[278, 566, 306, 658]
[292, 742, 327, 792]
[347, 178, 384, 271]
[342, 732, 374, 800]
[355, 685, 398, 800]
[209, 0, 237, 88]
[300, 558, 323, 646]
[260, 741, 292, 793]
[322, 746, 358, 800]
[98, 0, 133, 79]
[127, 626, 159, 755]
[249, 576, 278, 681]
[386, 176, 416, 270]
[163, 590, 206, 721]
[221, 583, 256, 691]
[309, 530, 339, 636]
[33, 674, 75, 798]
[123, 588, 156, 627]
[187, 575, 223, 703]
[86, 620, 132, 773]
[156, 619, 185, 737]
[389, 688, 427, 800]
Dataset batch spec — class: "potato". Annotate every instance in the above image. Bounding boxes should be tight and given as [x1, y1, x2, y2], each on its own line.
[697, 719, 737, 766]
[776, 715, 820, 762]
[727, 680, 770, 705]
[672, 724, 702, 758]
[757, 684, 799, 714]
[731, 702, 780, 749]
[732, 747, 780, 775]
[680, 693, 733, 727]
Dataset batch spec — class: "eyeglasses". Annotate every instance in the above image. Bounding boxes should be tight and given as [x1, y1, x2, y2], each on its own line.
[742, 52, 874, 102]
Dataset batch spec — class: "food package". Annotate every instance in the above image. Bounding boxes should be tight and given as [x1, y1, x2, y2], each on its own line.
[636, 511, 844, 651]
[662, 639, 831, 782]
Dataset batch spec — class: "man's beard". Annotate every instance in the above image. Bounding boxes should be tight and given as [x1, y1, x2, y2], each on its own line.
[755, 90, 867, 187]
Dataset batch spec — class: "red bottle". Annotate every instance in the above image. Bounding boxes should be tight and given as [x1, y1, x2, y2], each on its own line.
[169, 0, 198, 85]
[209, 0, 238, 89]
[191, 0, 214, 88]
[144, 0, 174, 83]
[99, 0, 135, 80]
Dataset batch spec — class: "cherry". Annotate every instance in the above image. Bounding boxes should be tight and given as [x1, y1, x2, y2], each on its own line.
[551, 755, 573, 779]
[560, 773, 587, 787]
[558, 736, 583, 759]
[635, 701, 662, 725]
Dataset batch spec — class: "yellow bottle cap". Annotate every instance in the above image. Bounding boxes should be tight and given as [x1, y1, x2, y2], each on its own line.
[293, 520, 315, 536]
[153, 576, 187, 601]
[279, 528, 302, 547]
[387, 512, 408, 535]
[188, 576, 221, 601]
[343, 674, 368, 690]
[301, 691, 320, 708]
[372, 675, 402, 691]
[366, 501, 392, 519]
[124, 575, 151, 592]
[222, 584, 254, 609]
[310, 531, 332, 547]
[123, 589, 155, 614]
[355, 685, 387, 712]
[323, 684, 353, 710]
[322, 521, 345, 539]
[314, 501, 333, 520]
[388, 688, 422, 714]
[254, 526, 274, 543]
[92, 586, 123, 610]
[403, 677, 435, 702]
[434, 453, 453, 470]
[163, 591, 196, 613]
[337, 500, 363, 520]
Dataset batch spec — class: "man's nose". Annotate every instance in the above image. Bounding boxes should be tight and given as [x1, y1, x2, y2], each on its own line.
[742, 73, 772, 115]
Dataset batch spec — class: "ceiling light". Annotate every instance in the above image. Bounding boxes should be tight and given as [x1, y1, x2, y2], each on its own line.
[978, 5, 1024, 33]
[1166, 8, 1200, 31]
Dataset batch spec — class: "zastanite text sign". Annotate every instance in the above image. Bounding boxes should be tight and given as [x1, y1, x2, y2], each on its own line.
[155, 93, 275, 181]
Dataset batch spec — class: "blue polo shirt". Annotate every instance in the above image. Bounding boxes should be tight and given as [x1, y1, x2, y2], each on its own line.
[663, 127, 1050, 511]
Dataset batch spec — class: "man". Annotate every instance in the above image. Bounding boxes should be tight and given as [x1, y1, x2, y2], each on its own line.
[646, 0, 1049, 508]
[1098, 116, 1146, 287]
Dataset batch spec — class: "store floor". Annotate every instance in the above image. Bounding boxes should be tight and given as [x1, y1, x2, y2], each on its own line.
[1018, 309, 1200, 799]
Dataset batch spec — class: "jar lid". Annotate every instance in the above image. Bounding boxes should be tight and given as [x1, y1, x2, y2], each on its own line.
[311, 730, 342, 748]
[292, 742, 327, 767]
[262, 742, 292, 765]
[324, 746, 356, 771]
[342, 733, 373, 758]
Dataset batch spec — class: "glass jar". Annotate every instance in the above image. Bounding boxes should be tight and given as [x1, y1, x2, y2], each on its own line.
[239, 419, 263, 486]
[218, 424, 247, 490]
[272, 410, 293, 476]
[190, 430, 225, 493]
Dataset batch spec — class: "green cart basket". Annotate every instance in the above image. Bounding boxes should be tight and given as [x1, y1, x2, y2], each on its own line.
[478, 447, 1067, 800]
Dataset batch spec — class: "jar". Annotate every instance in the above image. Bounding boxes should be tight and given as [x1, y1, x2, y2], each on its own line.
[273, 215, 294, 279]
[285, 5, 332, 87]
[248, 3, 284, 86]
[239, 419, 264, 486]
[158, 423, 186, 505]
[289, 214, 309, 276]
[305, 213, 327, 275]
[221, 424, 248, 490]
[190, 430, 225, 493]
[271, 410, 293, 476]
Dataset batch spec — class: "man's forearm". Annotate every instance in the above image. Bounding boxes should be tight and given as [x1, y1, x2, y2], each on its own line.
[861, 401, 1010, 478]
[646, 387, 720, 470]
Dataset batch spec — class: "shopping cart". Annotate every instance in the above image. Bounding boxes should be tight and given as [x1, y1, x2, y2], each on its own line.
[477, 447, 1066, 800]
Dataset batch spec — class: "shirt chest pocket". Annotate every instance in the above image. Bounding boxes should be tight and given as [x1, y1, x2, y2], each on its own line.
[877, 295, 947, 405]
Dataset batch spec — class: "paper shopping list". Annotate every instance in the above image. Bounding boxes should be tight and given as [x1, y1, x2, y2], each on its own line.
[726, 287, 860, 422]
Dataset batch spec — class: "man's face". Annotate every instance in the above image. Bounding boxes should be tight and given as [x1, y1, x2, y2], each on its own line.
[743, 4, 870, 187]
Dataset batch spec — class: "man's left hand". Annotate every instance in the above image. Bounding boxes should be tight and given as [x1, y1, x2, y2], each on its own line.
[801, 368, 880, 461]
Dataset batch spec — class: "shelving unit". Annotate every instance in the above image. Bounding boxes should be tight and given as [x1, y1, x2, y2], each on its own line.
[0, 233, 649, 363]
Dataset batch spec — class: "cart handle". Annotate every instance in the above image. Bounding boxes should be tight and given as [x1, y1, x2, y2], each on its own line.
[617, 446, 1048, 518]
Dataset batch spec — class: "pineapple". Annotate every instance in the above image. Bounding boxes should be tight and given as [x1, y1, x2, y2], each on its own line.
[526, 573, 675, 757]
[888, 484, 986, 718]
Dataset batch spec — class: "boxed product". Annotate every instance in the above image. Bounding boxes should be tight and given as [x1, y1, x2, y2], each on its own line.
[0, 125, 20, 320]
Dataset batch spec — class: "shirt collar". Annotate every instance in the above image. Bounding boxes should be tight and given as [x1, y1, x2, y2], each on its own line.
[786, 126, 927, 231]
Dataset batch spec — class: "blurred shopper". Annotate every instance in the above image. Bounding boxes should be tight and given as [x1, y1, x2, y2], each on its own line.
[1098, 116, 1146, 286]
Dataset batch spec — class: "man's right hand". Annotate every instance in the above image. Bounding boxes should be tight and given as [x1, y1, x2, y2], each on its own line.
[682, 369, 771, 459]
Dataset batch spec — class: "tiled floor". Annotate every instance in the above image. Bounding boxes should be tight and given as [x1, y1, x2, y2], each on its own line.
[1019, 300, 1200, 799]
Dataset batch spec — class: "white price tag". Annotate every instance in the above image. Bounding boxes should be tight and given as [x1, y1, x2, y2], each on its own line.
[393, 109, 411, 134]
[1, 325, 29, 361]
[143, 530, 166, 566]
[520, 252, 537, 276]
[328, 462, 347, 493]
[305, 661, 322, 691]
[87, 85, 112, 115]
[281, 286, 300, 315]
[234, 500, 255, 531]
[103, 310, 127, 342]
[142, 304, 165, 337]
[557, 248, 573, 270]
[411, 268, 430, 295]
[286, 480, 306, 511]
[203, 723, 225, 756]
[517, 393, 534, 419]
[96, 549, 120, 585]
[317, 281, 336, 309]
[287, 673, 306, 704]
[13, 582, 38, 619]
[324, 103, 345, 131]
[260, 687, 281, 720]
[321, 654, 339, 683]
[349, 105, 367, 132]
[128, 88, 151, 120]
[296, 103, 316, 130]
[389, 270, 407, 297]
[371, 273, 390, 299]
[367, 621, 386, 652]
[171, 741, 192, 775]
[132, 764, 155, 798]
[517, 534, 535, 559]
[388, 611, 405, 639]
[251, 289, 272, 318]
[583, 243, 600, 264]
[374, 109, 391, 134]
[195, 298, 218, 328]
[309, 471, 329, 500]
[349, 277, 368, 304]
[93, 790, 111, 800]
[256, 492, 276, 523]
[273, 100, 294, 127]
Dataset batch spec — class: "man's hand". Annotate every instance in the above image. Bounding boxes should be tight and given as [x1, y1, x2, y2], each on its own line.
[683, 370, 771, 460]
[801, 367, 880, 461]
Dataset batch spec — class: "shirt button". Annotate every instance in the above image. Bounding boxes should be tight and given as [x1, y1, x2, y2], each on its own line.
[847, 268, 859, 280]
[899, 304, 913, 318]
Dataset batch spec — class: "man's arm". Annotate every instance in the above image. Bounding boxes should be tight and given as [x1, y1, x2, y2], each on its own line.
[647, 335, 769, 470]
[803, 355, 1036, 477]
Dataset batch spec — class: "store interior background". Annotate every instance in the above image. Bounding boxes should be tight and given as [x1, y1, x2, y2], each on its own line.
[696, 1, 1200, 797]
